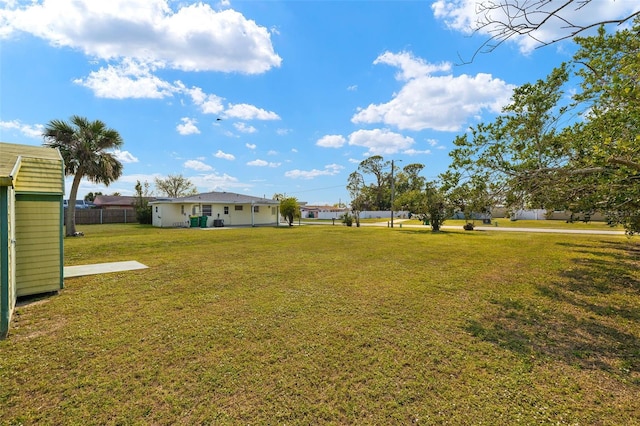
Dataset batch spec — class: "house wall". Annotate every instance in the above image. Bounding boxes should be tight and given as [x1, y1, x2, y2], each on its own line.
[217, 204, 278, 226]
[153, 204, 190, 227]
[250, 204, 279, 225]
[15, 195, 63, 297]
[153, 203, 279, 227]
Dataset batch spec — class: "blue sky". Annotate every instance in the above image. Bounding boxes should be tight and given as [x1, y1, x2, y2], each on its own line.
[1, 0, 638, 205]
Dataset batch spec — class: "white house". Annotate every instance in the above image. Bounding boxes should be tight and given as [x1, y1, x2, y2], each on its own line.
[150, 191, 280, 228]
[299, 204, 349, 219]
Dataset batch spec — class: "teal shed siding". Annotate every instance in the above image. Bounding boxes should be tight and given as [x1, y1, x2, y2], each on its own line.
[0, 142, 64, 339]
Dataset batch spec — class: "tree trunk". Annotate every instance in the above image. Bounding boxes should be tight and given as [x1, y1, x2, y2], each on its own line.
[65, 171, 83, 236]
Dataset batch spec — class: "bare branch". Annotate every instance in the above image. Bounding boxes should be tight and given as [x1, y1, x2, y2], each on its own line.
[460, 0, 640, 63]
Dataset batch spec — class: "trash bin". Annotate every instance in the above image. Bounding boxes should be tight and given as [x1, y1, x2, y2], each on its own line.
[423, 219, 430, 225]
[200, 216, 208, 228]
[190, 216, 199, 227]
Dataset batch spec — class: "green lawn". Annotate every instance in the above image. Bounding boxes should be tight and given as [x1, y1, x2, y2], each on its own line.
[1, 224, 639, 424]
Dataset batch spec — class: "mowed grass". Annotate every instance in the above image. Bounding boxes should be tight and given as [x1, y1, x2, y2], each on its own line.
[1, 224, 639, 424]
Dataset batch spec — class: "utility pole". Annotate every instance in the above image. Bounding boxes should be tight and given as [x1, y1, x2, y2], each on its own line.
[390, 159, 395, 228]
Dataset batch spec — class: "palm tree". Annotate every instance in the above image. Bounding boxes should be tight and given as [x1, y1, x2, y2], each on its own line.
[43, 115, 124, 236]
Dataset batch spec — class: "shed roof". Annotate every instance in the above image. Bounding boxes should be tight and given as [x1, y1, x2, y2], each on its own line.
[0, 142, 63, 189]
[150, 191, 280, 205]
[0, 142, 62, 178]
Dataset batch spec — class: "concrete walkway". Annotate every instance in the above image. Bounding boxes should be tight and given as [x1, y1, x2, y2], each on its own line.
[64, 261, 148, 278]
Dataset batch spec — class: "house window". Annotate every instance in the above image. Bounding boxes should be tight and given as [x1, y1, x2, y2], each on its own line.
[181, 205, 184, 215]
[202, 205, 212, 216]
[224, 206, 229, 214]
[235, 205, 243, 211]
[272, 207, 277, 215]
[253, 205, 259, 213]
[192, 206, 199, 215]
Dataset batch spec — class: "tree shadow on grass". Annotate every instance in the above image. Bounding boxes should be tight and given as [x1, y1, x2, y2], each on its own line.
[465, 240, 640, 382]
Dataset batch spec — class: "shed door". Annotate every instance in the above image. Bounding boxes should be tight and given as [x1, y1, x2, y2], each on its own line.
[15, 195, 63, 297]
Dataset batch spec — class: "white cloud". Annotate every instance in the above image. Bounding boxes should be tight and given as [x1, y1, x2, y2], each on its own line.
[184, 159, 213, 171]
[234, 122, 257, 133]
[1, 0, 281, 73]
[374, 51, 451, 80]
[285, 164, 344, 180]
[316, 134, 346, 148]
[352, 51, 514, 132]
[214, 150, 235, 161]
[224, 103, 280, 121]
[348, 128, 415, 156]
[247, 159, 280, 167]
[112, 149, 139, 163]
[74, 58, 174, 99]
[246, 143, 257, 150]
[176, 117, 200, 135]
[180, 85, 225, 115]
[431, 0, 640, 53]
[0, 119, 43, 138]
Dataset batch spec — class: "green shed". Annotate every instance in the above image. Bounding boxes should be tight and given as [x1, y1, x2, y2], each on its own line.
[1, 142, 65, 339]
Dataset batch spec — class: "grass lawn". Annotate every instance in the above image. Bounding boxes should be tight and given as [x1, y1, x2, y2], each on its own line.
[1, 224, 639, 424]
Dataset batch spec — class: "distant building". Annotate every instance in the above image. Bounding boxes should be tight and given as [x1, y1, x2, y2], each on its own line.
[93, 195, 154, 210]
[300, 205, 349, 219]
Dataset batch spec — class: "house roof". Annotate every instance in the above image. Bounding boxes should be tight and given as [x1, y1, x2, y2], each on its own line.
[93, 195, 155, 207]
[0, 142, 62, 182]
[150, 191, 280, 205]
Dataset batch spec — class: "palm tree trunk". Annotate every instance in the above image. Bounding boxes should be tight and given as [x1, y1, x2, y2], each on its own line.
[66, 171, 83, 236]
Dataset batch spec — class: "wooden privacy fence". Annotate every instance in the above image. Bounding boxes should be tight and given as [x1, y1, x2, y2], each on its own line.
[66, 208, 138, 224]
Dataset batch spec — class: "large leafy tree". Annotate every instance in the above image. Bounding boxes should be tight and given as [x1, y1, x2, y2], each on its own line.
[394, 163, 426, 195]
[442, 173, 495, 224]
[357, 156, 392, 211]
[447, 18, 640, 234]
[154, 174, 198, 198]
[348, 158, 428, 223]
[568, 24, 640, 232]
[448, 64, 572, 212]
[43, 115, 123, 236]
